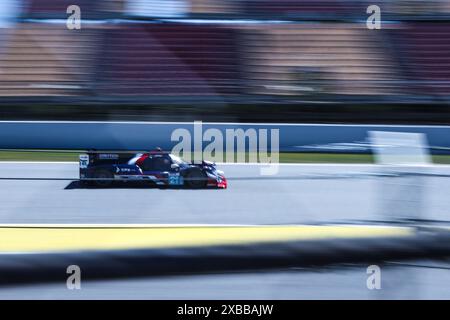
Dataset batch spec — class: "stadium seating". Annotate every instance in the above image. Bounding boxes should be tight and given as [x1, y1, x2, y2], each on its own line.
[24, 0, 101, 17]
[103, 0, 126, 15]
[0, 0, 449, 101]
[98, 23, 239, 96]
[241, 23, 402, 96]
[0, 23, 98, 96]
[21, 0, 450, 19]
[190, 0, 240, 15]
[388, 22, 450, 95]
[241, 0, 362, 17]
[23, 0, 126, 17]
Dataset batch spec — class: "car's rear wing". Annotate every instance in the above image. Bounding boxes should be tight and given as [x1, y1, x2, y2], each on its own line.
[81, 151, 136, 165]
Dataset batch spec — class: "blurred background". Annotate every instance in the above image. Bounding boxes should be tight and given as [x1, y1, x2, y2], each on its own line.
[1, 0, 450, 123]
[1, 1, 450, 299]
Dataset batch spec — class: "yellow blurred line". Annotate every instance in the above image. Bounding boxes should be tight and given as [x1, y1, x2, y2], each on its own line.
[0, 225, 413, 253]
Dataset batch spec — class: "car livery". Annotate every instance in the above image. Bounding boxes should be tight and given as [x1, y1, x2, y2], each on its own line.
[79, 150, 227, 189]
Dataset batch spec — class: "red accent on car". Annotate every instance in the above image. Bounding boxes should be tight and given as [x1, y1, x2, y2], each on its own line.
[217, 176, 227, 189]
[136, 154, 149, 166]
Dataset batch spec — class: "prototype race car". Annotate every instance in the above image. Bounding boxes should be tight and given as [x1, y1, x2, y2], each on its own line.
[79, 149, 227, 189]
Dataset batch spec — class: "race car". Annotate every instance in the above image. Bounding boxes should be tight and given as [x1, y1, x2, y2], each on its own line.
[79, 149, 227, 189]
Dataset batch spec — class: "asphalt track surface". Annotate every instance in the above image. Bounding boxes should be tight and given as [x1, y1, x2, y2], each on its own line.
[0, 162, 450, 224]
[0, 162, 449, 299]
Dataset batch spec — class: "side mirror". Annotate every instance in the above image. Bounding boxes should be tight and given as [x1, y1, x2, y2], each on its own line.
[171, 163, 180, 170]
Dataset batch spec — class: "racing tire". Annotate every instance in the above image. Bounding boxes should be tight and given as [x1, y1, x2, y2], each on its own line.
[93, 169, 114, 187]
[185, 169, 207, 189]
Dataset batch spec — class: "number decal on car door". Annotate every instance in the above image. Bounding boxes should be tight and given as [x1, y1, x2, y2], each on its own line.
[168, 173, 183, 185]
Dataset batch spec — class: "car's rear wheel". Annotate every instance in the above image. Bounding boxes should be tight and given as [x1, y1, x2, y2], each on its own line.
[93, 169, 114, 187]
[185, 170, 207, 189]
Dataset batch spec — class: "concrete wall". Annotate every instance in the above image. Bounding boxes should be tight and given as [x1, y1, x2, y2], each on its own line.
[0, 121, 449, 153]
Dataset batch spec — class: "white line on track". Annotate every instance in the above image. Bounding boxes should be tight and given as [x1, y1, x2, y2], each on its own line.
[1, 161, 450, 168]
[0, 223, 264, 228]
[0, 223, 410, 228]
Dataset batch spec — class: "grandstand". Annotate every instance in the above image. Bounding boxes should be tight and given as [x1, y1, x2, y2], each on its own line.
[0, 23, 99, 96]
[241, 23, 402, 96]
[388, 22, 450, 96]
[98, 23, 239, 96]
[0, 0, 449, 111]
